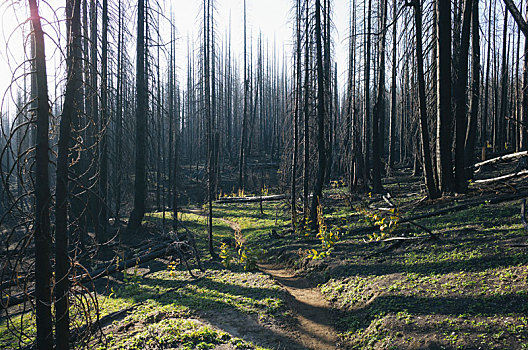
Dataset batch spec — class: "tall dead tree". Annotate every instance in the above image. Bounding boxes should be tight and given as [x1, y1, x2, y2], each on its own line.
[453, 0, 472, 193]
[482, 0, 494, 160]
[29, 0, 53, 347]
[502, 0, 528, 150]
[291, 0, 301, 230]
[497, 9, 508, 151]
[55, 0, 82, 347]
[408, 0, 440, 199]
[388, 0, 398, 173]
[364, 0, 373, 183]
[372, 0, 388, 193]
[310, 0, 327, 229]
[303, 0, 311, 224]
[239, 0, 248, 191]
[436, 0, 454, 194]
[128, 0, 147, 231]
[464, 0, 480, 172]
[89, 0, 99, 236]
[98, 0, 109, 237]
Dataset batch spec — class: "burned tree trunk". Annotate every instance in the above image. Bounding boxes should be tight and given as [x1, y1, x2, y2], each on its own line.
[128, 0, 147, 231]
[29, 0, 53, 347]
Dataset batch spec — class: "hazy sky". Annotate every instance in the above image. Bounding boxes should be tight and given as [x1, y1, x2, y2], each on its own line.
[0, 0, 350, 117]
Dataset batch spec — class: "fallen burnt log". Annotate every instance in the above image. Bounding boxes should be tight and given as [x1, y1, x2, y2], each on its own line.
[473, 169, 528, 185]
[215, 194, 288, 204]
[1, 238, 201, 309]
[470, 150, 528, 169]
[350, 190, 528, 236]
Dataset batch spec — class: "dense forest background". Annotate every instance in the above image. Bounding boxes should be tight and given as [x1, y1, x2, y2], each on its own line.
[1, 0, 528, 348]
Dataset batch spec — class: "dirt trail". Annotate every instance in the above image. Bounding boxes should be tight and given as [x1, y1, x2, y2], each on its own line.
[183, 209, 340, 349]
[259, 263, 340, 350]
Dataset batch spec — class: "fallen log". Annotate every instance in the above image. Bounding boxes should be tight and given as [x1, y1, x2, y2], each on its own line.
[470, 150, 528, 169]
[473, 169, 528, 185]
[215, 194, 288, 204]
[2, 239, 201, 309]
[350, 190, 528, 236]
[364, 235, 437, 258]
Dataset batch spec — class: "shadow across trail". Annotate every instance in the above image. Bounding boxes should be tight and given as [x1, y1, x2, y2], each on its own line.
[259, 263, 340, 350]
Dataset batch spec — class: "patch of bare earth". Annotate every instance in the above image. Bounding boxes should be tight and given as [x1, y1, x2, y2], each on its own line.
[259, 263, 341, 350]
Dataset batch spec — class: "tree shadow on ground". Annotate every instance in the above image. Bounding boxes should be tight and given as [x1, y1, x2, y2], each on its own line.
[96, 264, 309, 349]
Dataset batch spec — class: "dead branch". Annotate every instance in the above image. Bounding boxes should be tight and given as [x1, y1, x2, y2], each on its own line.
[470, 150, 528, 169]
[215, 194, 288, 204]
[473, 170, 528, 185]
[2, 237, 202, 309]
[351, 190, 528, 236]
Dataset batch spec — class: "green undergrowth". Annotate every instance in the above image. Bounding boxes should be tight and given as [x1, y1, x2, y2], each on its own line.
[0, 265, 286, 349]
[94, 266, 286, 349]
[99, 317, 268, 350]
[146, 200, 289, 250]
[312, 198, 528, 349]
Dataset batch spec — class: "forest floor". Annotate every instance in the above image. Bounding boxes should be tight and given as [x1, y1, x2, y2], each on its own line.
[2, 166, 528, 349]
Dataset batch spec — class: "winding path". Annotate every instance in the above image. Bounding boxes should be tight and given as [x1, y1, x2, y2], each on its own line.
[184, 208, 340, 349]
[259, 263, 340, 350]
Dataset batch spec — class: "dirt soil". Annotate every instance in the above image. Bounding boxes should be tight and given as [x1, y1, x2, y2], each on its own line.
[186, 211, 342, 349]
[259, 263, 340, 350]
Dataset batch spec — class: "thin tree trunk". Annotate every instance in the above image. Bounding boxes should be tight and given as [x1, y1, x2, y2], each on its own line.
[55, 0, 82, 346]
[388, 0, 397, 173]
[482, 0, 493, 159]
[454, 0, 472, 193]
[239, 0, 248, 191]
[498, 9, 509, 152]
[89, 0, 98, 235]
[303, 0, 311, 224]
[464, 0, 480, 172]
[99, 0, 108, 237]
[310, 0, 327, 230]
[410, 0, 440, 199]
[436, 0, 454, 194]
[372, 0, 387, 193]
[114, 0, 123, 222]
[292, 0, 301, 231]
[522, 5, 528, 150]
[127, 0, 147, 230]
[29, 0, 53, 347]
[364, 0, 372, 183]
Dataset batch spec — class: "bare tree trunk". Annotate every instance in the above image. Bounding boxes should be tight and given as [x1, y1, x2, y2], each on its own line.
[55, 0, 82, 347]
[292, 0, 301, 231]
[205, 0, 218, 259]
[127, 0, 147, 231]
[498, 9, 509, 152]
[464, 0, 480, 172]
[364, 0, 372, 183]
[372, 0, 387, 193]
[482, 0, 493, 159]
[522, 6, 528, 150]
[409, 0, 440, 199]
[310, 0, 327, 230]
[388, 0, 397, 173]
[114, 0, 123, 222]
[303, 0, 311, 223]
[454, 0, 472, 193]
[89, 0, 99, 236]
[436, 0, 454, 194]
[98, 0, 108, 237]
[29, 0, 53, 347]
[239, 0, 248, 191]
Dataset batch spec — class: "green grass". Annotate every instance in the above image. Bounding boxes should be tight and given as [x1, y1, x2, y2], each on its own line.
[313, 198, 528, 349]
[93, 266, 284, 349]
